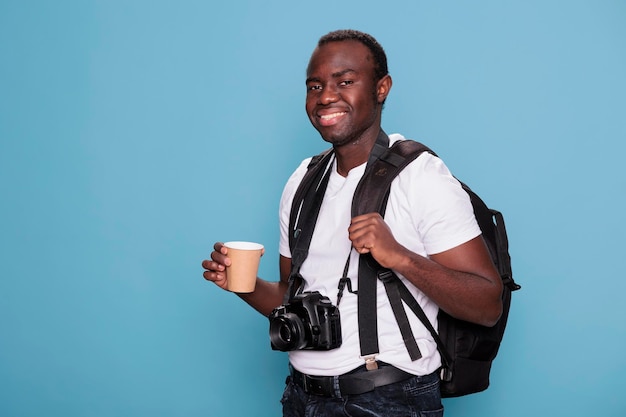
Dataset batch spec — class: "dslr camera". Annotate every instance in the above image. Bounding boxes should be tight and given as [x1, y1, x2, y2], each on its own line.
[269, 291, 342, 351]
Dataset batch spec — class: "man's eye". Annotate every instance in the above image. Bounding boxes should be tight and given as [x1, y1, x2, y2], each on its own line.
[340, 80, 353, 86]
[307, 85, 322, 91]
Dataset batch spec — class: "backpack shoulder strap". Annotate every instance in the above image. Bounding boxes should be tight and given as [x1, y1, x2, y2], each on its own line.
[284, 148, 334, 302]
[288, 148, 334, 253]
[355, 138, 434, 362]
[352, 140, 434, 217]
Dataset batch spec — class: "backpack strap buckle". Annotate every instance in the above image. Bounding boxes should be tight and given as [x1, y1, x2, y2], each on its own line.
[361, 354, 379, 370]
[377, 269, 394, 283]
[440, 366, 453, 382]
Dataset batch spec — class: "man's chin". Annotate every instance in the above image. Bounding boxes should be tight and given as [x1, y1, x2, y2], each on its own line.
[318, 130, 353, 147]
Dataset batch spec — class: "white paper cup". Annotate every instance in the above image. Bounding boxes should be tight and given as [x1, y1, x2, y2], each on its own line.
[223, 241, 263, 293]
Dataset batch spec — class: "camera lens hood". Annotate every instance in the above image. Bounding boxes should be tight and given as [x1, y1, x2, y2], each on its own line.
[269, 312, 307, 351]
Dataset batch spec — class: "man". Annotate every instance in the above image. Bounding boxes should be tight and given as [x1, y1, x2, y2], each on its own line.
[202, 30, 502, 417]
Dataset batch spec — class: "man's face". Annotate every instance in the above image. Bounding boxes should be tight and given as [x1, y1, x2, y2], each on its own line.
[305, 40, 388, 147]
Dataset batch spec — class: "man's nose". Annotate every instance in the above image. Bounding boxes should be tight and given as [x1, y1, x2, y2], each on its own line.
[319, 85, 339, 105]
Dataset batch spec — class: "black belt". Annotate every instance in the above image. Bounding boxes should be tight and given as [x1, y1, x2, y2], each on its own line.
[290, 363, 414, 397]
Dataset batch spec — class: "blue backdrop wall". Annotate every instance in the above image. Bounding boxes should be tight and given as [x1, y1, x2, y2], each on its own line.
[1, 1, 625, 416]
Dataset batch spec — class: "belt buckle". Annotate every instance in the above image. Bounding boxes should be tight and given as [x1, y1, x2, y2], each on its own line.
[304, 374, 335, 397]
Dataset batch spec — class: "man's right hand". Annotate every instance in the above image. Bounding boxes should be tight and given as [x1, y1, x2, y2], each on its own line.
[201, 244, 290, 317]
[201, 242, 231, 291]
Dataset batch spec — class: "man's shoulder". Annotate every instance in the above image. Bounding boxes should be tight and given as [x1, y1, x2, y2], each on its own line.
[388, 132, 407, 146]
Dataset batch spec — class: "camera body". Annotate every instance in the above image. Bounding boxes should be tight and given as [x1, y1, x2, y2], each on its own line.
[269, 291, 342, 351]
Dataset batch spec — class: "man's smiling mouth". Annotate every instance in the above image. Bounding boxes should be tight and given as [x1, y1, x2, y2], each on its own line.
[320, 111, 347, 120]
[320, 111, 346, 120]
[318, 112, 348, 126]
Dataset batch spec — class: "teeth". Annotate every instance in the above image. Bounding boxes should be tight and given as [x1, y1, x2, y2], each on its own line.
[320, 112, 346, 120]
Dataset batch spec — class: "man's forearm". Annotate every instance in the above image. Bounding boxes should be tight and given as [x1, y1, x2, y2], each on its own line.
[237, 278, 289, 317]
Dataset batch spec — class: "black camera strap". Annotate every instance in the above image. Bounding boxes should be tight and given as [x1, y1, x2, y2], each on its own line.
[336, 252, 356, 306]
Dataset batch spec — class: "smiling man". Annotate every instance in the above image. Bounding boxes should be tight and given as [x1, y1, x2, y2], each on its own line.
[202, 30, 502, 417]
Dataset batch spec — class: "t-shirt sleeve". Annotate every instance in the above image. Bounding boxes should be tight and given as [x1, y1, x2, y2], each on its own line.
[402, 153, 481, 255]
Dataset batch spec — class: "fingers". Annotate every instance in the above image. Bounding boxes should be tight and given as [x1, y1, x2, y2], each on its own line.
[201, 258, 224, 277]
[214, 241, 228, 255]
[202, 259, 228, 290]
[209, 242, 231, 266]
[348, 213, 384, 251]
[356, 244, 372, 254]
[349, 214, 403, 267]
[201, 258, 225, 273]
[202, 242, 231, 290]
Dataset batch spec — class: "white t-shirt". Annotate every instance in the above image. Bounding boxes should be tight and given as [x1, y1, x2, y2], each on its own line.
[278, 133, 481, 376]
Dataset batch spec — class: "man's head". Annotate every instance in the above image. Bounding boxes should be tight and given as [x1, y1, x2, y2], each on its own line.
[317, 30, 389, 83]
[305, 30, 392, 147]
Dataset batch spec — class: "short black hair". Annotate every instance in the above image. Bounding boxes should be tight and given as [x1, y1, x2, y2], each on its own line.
[318, 29, 389, 81]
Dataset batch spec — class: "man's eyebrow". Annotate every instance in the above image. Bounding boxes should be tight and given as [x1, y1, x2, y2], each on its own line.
[332, 68, 357, 78]
[306, 69, 357, 84]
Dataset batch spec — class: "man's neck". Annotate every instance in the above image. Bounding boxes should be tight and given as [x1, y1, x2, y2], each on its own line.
[333, 127, 381, 177]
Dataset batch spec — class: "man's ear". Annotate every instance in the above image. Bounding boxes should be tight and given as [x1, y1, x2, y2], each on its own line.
[376, 75, 393, 104]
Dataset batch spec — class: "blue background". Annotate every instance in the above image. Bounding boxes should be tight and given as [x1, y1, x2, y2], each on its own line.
[1, 1, 625, 416]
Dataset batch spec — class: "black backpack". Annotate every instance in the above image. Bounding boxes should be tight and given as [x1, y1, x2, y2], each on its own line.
[288, 130, 521, 397]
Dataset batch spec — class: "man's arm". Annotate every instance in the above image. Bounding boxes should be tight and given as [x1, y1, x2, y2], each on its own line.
[202, 242, 292, 317]
[349, 214, 503, 326]
[397, 235, 502, 326]
[237, 255, 292, 316]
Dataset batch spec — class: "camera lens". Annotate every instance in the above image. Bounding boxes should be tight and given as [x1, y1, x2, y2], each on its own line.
[269, 312, 307, 351]
[279, 325, 294, 341]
